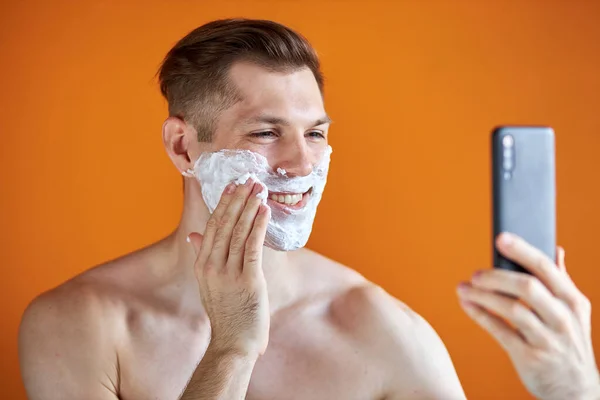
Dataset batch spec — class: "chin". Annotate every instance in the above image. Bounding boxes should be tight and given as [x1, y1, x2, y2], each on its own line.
[263, 232, 310, 252]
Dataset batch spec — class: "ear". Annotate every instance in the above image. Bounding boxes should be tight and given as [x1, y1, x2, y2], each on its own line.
[162, 116, 196, 176]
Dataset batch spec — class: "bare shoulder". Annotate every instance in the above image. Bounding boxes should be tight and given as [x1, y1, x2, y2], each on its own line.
[19, 261, 132, 399]
[294, 248, 367, 288]
[20, 271, 127, 341]
[330, 283, 466, 399]
[20, 255, 137, 344]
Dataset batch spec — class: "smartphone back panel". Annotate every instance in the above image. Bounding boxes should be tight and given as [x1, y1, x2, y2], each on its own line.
[492, 126, 556, 273]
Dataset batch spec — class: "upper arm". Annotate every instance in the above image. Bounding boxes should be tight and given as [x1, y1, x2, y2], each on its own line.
[342, 285, 466, 400]
[19, 287, 120, 400]
[386, 308, 466, 399]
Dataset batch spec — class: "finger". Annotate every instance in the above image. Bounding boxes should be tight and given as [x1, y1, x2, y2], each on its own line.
[209, 179, 256, 268]
[227, 183, 265, 272]
[496, 233, 581, 308]
[471, 269, 570, 331]
[198, 183, 236, 265]
[242, 204, 270, 278]
[187, 232, 203, 258]
[557, 246, 566, 273]
[459, 299, 526, 355]
[457, 283, 552, 348]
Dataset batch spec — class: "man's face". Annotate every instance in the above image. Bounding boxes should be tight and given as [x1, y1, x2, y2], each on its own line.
[207, 62, 330, 177]
[187, 62, 332, 250]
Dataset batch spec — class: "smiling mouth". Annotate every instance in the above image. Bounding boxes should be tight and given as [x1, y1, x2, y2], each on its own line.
[268, 187, 313, 209]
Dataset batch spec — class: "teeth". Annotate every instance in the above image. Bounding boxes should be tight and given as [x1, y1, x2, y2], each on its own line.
[269, 193, 303, 206]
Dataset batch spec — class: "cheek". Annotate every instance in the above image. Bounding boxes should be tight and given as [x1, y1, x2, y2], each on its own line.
[268, 142, 328, 165]
[309, 141, 329, 161]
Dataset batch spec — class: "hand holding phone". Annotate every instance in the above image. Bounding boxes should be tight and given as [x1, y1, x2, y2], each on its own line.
[456, 127, 600, 399]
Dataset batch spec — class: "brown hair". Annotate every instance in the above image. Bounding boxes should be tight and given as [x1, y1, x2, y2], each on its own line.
[158, 18, 324, 142]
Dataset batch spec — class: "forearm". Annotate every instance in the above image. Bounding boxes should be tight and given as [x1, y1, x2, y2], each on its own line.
[179, 344, 258, 400]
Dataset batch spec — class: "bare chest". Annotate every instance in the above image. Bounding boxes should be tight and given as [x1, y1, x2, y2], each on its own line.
[247, 327, 384, 400]
[119, 313, 384, 400]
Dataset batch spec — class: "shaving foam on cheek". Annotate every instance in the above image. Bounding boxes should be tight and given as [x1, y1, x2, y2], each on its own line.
[188, 146, 332, 251]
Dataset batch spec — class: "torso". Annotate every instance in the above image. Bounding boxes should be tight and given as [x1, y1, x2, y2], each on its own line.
[78, 248, 387, 400]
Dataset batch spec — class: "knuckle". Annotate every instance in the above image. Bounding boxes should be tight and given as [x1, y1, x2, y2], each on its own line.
[232, 224, 246, 239]
[518, 276, 539, 298]
[234, 191, 248, 203]
[244, 248, 261, 265]
[556, 316, 571, 333]
[220, 192, 233, 203]
[553, 304, 572, 332]
[216, 198, 230, 211]
[507, 301, 524, 318]
[573, 294, 591, 315]
[562, 292, 578, 310]
[229, 236, 245, 256]
[218, 215, 231, 229]
[535, 254, 547, 271]
[206, 217, 219, 231]
[581, 294, 591, 311]
[203, 261, 217, 273]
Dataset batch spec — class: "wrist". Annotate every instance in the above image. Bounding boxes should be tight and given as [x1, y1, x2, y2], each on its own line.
[207, 339, 261, 362]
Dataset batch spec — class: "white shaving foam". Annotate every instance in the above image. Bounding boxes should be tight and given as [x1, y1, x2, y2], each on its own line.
[187, 146, 332, 251]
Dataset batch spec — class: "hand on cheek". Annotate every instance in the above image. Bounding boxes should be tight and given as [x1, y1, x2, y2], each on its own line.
[457, 233, 600, 400]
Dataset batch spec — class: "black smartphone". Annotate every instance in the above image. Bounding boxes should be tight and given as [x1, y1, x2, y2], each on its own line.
[492, 126, 556, 273]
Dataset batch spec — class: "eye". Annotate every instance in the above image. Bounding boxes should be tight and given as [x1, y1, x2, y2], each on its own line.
[307, 131, 326, 139]
[250, 131, 277, 138]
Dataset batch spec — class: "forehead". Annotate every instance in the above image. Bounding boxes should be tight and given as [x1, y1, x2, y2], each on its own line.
[224, 61, 325, 124]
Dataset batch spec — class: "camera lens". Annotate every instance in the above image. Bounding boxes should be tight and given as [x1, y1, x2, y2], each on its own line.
[503, 135, 514, 148]
[503, 159, 513, 170]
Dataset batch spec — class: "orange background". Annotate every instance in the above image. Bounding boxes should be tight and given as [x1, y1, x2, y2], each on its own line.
[2, 0, 599, 398]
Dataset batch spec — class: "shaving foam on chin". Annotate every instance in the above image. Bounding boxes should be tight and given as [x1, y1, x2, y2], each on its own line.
[185, 146, 332, 251]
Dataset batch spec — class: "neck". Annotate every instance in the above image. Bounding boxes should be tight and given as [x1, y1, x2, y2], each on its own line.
[162, 178, 300, 314]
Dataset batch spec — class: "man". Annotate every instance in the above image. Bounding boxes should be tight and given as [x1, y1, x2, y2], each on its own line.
[19, 19, 599, 399]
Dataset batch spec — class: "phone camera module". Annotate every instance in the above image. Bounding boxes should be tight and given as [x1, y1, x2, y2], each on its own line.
[502, 134, 514, 148]
[501, 134, 515, 176]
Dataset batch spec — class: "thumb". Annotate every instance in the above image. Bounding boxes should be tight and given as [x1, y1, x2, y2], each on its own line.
[186, 232, 204, 257]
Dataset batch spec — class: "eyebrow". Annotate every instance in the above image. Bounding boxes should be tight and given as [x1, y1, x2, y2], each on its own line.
[245, 114, 332, 127]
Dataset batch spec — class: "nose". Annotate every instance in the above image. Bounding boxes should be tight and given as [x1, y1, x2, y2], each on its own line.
[274, 140, 313, 178]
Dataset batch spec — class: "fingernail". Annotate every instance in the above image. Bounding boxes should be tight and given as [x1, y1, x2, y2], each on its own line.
[472, 270, 482, 280]
[258, 204, 268, 214]
[252, 183, 262, 195]
[225, 183, 236, 194]
[245, 177, 254, 186]
[500, 232, 513, 246]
